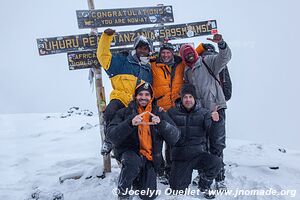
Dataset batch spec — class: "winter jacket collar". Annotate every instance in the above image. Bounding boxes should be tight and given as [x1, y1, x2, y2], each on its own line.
[127, 50, 151, 71]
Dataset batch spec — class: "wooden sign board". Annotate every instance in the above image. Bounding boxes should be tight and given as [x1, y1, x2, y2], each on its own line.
[37, 20, 217, 56]
[76, 5, 174, 29]
[37, 34, 98, 56]
[111, 20, 217, 46]
[68, 50, 100, 70]
[68, 48, 132, 70]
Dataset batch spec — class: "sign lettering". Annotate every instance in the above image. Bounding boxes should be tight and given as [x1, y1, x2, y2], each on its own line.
[37, 20, 217, 56]
[77, 5, 174, 29]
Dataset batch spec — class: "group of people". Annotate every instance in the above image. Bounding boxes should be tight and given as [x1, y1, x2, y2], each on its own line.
[96, 28, 232, 200]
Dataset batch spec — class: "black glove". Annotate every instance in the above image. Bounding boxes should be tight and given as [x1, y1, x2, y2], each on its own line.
[202, 43, 216, 52]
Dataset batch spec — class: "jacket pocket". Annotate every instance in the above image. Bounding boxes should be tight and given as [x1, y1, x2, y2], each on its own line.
[120, 75, 137, 93]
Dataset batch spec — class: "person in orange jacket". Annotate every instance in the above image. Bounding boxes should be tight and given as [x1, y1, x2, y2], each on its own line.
[151, 43, 184, 111]
[150, 43, 184, 182]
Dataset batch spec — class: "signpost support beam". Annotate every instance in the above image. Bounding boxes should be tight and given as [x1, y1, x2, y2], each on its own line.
[87, 0, 111, 175]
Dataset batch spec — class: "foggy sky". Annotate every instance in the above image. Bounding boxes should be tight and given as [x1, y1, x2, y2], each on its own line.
[1, 0, 300, 150]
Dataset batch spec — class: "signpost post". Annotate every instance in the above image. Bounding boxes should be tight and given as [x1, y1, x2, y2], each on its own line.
[87, 0, 111, 178]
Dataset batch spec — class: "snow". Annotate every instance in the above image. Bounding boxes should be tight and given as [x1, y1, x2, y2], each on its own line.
[0, 111, 299, 200]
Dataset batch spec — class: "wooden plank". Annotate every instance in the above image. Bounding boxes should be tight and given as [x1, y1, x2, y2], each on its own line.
[76, 5, 174, 29]
[37, 20, 217, 56]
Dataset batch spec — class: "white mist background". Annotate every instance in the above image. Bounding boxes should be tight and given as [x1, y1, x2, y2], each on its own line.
[0, 0, 299, 150]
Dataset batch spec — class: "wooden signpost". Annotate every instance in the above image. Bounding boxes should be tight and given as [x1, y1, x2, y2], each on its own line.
[76, 5, 174, 28]
[36, 20, 217, 56]
[36, 1, 218, 181]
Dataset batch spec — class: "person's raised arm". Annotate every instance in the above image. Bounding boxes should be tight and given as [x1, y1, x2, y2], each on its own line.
[96, 28, 115, 70]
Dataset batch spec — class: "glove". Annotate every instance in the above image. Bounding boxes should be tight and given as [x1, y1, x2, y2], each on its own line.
[202, 43, 216, 52]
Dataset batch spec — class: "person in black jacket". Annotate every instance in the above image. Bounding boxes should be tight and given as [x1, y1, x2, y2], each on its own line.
[167, 83, 223, 199]
[107, 82, 180, 200]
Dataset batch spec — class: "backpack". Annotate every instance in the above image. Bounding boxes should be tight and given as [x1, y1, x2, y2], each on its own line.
[218, 66, 232, 101]
[202, 57, 232, 101]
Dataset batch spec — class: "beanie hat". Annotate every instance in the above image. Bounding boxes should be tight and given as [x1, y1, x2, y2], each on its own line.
[135, 82, 153, 97]
[159, 43, 174, 54]
[179, 44, 199, 67]
[180, 83, 197, 99]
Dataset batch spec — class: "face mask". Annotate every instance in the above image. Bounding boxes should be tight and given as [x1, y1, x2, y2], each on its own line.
[140, 56, 149, 65]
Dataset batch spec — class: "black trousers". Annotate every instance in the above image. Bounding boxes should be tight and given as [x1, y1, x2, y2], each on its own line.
[104, 99, 125, 129]
[118, 151, 157, 200]
[103, 99, 125, 144]
[170, 152, 223, 191]
[208, 108, 226, 181]
[157, 143, 171, 178]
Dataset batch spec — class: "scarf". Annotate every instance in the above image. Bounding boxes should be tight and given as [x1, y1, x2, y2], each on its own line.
[137, 101, 153, 161]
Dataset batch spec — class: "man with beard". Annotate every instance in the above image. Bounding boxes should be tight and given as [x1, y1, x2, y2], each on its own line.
[97, 28, 153, 155]
[106, 82, 180, 200]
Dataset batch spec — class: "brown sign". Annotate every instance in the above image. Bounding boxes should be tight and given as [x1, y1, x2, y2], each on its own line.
[37, 20, 217, 56]
[76, 5, 174, 29]
[68, 50, 100, 70]
[68, 48, 133, 70]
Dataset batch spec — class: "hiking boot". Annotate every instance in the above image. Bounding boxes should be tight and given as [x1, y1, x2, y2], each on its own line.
[158, 174, 169, 185]
[192, 175, 200, 186]
[101, 141, 113, 155]
[215, 180, 227, 192]
[117, 195, 132, 200]
[198, 175, 215, 199]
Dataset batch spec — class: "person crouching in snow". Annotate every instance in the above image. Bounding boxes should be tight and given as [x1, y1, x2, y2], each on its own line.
[97, 28, 153, 156]
[106, 82, 180, 200]
[167, 83, 223, 199]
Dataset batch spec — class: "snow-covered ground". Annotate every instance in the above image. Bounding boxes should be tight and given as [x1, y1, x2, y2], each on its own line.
[1, 109, 299, 200]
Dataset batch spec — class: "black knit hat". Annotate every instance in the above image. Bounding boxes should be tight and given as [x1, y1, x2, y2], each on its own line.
[135, 82, 153, 97]
[180, 83, 197, 99]
[159, 43, 174, 53]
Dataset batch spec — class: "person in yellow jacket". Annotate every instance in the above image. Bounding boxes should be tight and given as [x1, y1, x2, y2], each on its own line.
[97, 28, 153, 155]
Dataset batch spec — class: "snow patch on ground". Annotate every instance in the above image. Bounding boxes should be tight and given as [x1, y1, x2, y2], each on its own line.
[0, 112, 299, 200]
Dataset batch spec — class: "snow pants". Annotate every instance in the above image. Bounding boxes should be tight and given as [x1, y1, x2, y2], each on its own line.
[103, 99, 125, 144]
[104, 99, 125, 129]
[118, 150, 157, 200]
[169, 152, 223, 191]
[208, 108, 226, 181]
[157, 143, 171, 178]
